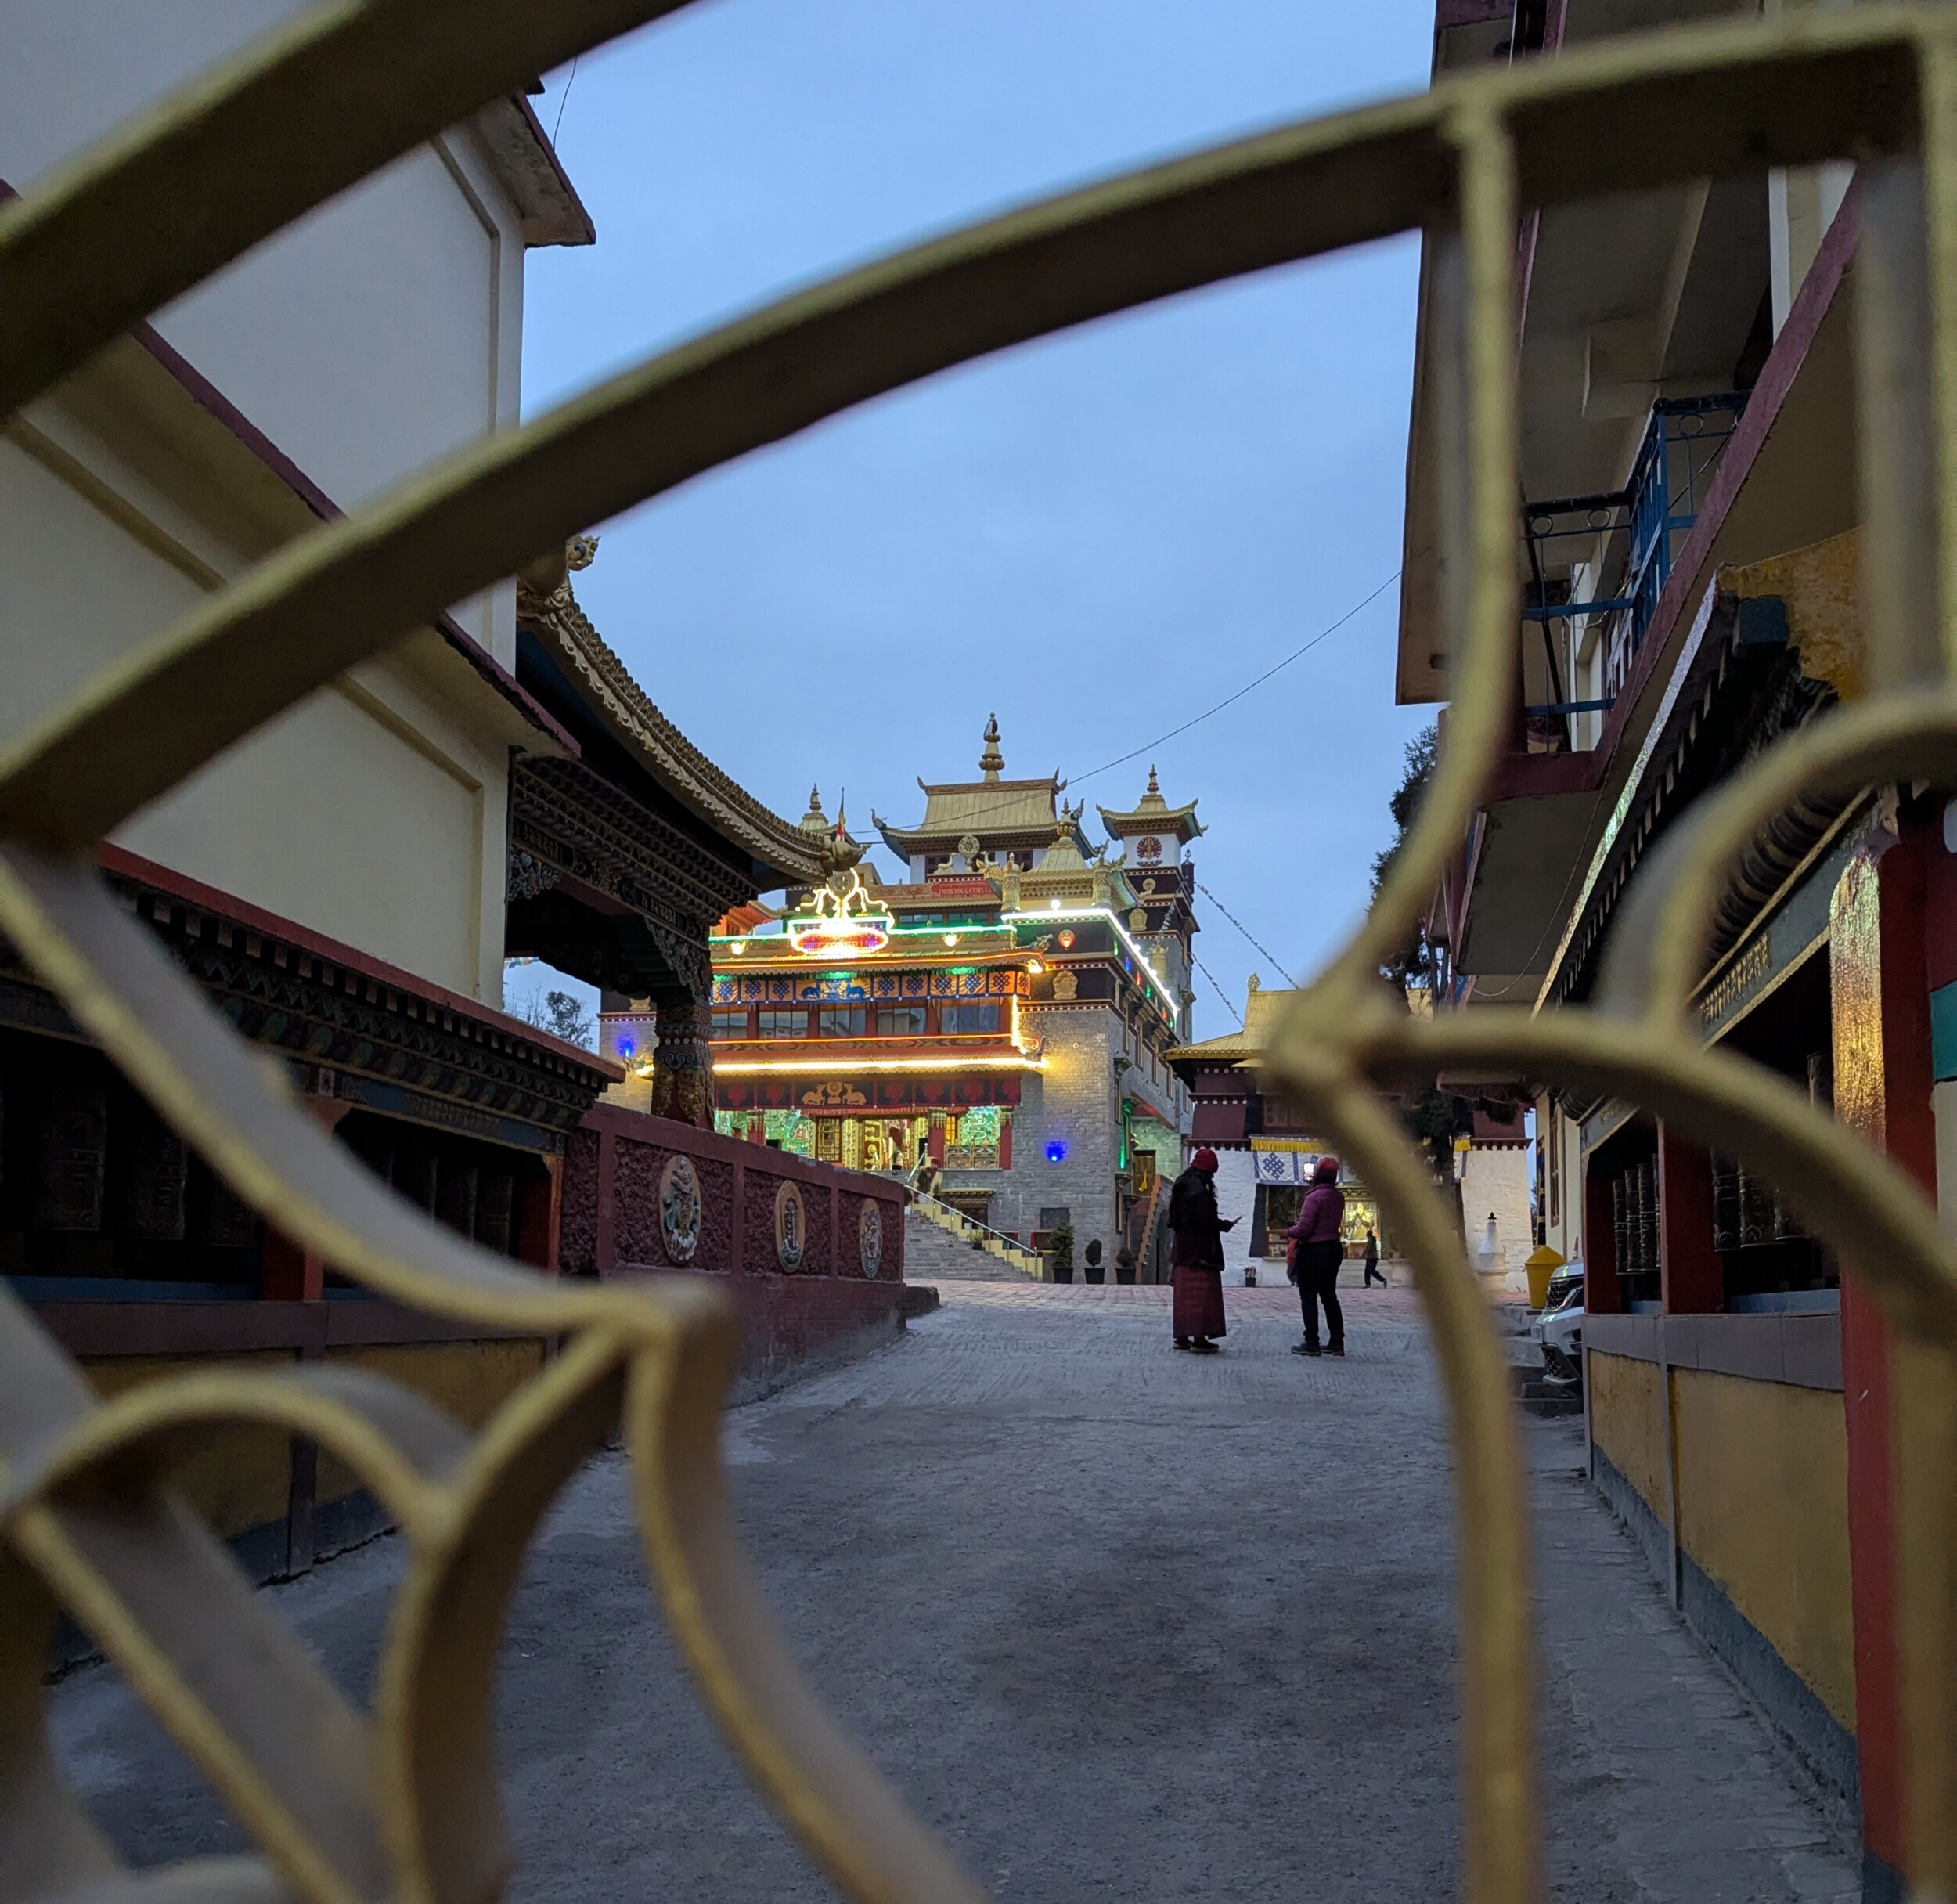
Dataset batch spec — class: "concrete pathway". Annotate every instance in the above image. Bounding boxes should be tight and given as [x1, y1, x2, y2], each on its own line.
[50, 1284, 1858, 1902]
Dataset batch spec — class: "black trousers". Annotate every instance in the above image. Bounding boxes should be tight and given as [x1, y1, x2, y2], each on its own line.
[1363, 1257, 1386, 1287]
[1296, 1239, 1345, 1348]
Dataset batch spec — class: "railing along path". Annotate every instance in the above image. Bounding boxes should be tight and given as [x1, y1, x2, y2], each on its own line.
[4, 5, 1957, 1901]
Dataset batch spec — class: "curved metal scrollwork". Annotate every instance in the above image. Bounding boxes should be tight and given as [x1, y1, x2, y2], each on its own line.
[2, 5, 1955, 1902]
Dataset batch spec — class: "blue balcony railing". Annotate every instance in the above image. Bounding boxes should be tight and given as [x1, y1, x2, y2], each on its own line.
[1521, 393, 1747, 723]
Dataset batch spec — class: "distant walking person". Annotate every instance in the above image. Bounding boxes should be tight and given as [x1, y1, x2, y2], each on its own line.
[1363, 1227, 1386, 1288]
[1169, 1148, 1235, 1354]
[1286, 1156, 1346, 1358]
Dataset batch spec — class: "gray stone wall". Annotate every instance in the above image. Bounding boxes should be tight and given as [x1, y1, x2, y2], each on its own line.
[1020, 1007, 1119, 1250]
[932, 1002, 1191, 1256]
[938, 1066, 1043, 1235]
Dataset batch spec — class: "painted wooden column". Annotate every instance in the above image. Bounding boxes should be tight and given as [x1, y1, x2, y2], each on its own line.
[1656, 1123, 1721, 1314]
[593, 1123, 618, 1278]
[516, 1154, 563, 1274]
[259, 1099, 351, 1300]
[1830, 829, 1937, 1903]
[1581, 1163, 1624, 1314]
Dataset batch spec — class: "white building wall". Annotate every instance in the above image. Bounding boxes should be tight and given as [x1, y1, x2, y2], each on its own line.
[1461, 1146, 1534, 1288]
[1542, 1098, 1585, 1268]
[0, 0, 546, 1001]
[1209, 1148, 1262, 1288]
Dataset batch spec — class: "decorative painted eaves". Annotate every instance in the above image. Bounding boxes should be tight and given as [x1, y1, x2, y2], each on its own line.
[517, 567, 832, 890]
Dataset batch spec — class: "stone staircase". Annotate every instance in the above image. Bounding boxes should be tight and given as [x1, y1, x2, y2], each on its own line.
[902, 1207, 1035, 1284]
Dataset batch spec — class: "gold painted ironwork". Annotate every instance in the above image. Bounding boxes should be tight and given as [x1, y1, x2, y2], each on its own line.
[2, 5, 1955, 1900]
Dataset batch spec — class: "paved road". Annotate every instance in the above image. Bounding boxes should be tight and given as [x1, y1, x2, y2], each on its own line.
[52, 1284, 1858, 1902]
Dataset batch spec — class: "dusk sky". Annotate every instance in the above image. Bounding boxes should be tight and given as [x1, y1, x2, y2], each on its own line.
[514, 0, 1438, 1039]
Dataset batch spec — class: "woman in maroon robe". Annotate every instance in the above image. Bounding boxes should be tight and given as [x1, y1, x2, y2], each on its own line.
[1169, 1148, 1234, 1353]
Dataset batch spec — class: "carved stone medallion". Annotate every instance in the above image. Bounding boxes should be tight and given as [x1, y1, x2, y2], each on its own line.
[774, 1180, 807, 1272]
[858, 1199, 884, 1278]
[658, 1153, 702, 1265]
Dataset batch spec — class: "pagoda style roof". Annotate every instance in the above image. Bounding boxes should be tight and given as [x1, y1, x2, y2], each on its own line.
[878, 777, 1070, 848]
[517, 564, 835, 889]
[873, 716, 1095, 857]
[1164, 978, 1292, 1069]
[1097, 765, 1204, 844]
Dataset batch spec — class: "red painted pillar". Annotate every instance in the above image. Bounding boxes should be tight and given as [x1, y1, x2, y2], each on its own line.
[516, 1154, 563, 1274]
[999, 1110, 1013, 1171]
[1831, 831, 1936, 1892]
[1582, 1164, 1623, 1314]
[593, 1123, 618, 1278]
[260, 1099, 350, 1300]
[259, 1229, 325, 1301]
[1657, 1123, 1721, 1313]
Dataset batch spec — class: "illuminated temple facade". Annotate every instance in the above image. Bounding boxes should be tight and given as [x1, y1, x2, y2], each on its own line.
[697, 722, 1201, 1269]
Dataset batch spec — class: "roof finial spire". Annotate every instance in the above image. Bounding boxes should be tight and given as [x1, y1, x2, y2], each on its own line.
[979, 712, 1004, 781]
[808, 783, 823, 815]
[1146, 764, 1161, 797]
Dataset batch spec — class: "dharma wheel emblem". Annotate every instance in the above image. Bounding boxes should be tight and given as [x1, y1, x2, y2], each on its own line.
[774, 1180, 806, 1272]
[858, 1199, 884, 1278]
[658, 1153, 702, 1265]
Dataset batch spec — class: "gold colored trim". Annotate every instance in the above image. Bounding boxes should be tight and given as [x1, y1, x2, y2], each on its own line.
[5, 8, 1957, 1903]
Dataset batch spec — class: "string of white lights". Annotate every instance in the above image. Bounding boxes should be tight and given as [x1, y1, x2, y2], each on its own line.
[1191, 951, 1245, 1029]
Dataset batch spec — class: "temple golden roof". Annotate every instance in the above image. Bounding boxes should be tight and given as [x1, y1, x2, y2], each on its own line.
[1163, 976, 1292, 1068]
[873, 717, 1090, 855]
[1096, 765, 1204, 842]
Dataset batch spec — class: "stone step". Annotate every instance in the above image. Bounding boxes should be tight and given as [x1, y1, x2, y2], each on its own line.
[902, 1211, 1029, 1282]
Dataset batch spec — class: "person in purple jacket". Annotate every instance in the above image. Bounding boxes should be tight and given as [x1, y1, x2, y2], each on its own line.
[1285, 1155, 1346, 1358]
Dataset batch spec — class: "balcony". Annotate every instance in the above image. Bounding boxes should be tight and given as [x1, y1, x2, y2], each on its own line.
[1520, 394, 1747, 754]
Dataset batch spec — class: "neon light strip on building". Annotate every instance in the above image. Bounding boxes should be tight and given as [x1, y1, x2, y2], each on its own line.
[714, 1053, 1045, 1075]
[1003, 905, 1180, 1022]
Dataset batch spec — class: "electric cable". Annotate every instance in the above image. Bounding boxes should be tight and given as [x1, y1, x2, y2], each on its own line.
[1069, 567, 1400, 787]
[551, 55, 581, 146]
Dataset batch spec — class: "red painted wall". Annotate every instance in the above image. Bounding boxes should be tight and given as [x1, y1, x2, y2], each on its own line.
[1831, 831, 1937, 1882]
[563, 1103, 911, 1391]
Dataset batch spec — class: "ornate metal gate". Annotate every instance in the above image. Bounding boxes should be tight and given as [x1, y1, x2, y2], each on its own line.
[4, 5, 1955, 1899]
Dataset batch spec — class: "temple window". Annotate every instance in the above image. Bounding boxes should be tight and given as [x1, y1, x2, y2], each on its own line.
[940, 1002, 1002, 1035]
[818, 1005, 867, 1037]
[757, 1008, 807, 1038]
[711, 1008, 751, 1039]
[876, 1004, 926, 1037]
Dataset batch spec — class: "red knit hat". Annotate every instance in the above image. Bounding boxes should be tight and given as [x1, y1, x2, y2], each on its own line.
[1192, 1148, 1219, 1173]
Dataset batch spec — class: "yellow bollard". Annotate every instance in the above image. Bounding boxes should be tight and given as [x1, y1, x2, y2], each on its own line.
[1525, 1243, 1565, 1312]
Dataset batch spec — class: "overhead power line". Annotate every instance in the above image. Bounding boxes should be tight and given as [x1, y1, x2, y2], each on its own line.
[551, 55, 582, 146]
[1069, 566, 1400, 788]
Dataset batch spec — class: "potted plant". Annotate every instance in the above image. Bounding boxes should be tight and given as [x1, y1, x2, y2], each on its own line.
[1115, 1245, 1137, 1286]
[1049, 1221, 1075, 1283]
[1083, 1238, 1105, 1285]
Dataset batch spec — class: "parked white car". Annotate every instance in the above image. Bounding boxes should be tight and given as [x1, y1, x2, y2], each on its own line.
[1530, 1259, 1584, 1385]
